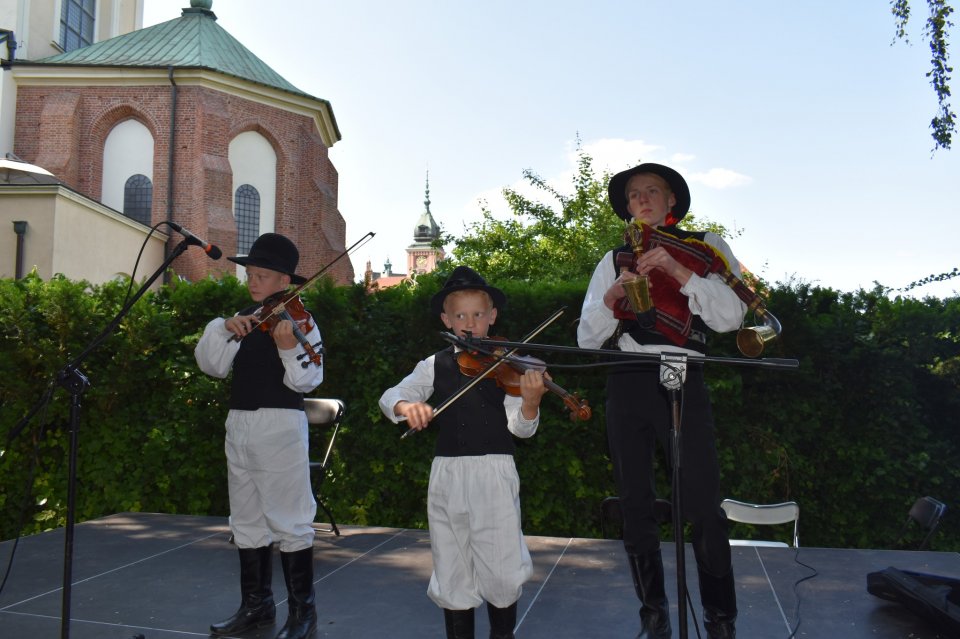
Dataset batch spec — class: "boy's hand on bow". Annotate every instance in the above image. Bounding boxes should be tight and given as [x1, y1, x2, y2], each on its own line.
[224, 314, 258, 338]
[395, 400, 435, 431]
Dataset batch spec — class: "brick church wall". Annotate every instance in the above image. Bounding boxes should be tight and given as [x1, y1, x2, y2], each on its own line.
[14, 81, 352, 285]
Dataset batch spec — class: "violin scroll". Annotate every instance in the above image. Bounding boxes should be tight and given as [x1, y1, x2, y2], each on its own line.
[561, 394, 592, 422]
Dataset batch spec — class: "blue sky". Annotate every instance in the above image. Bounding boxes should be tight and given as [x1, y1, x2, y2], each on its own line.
[145, 0, 960, 298]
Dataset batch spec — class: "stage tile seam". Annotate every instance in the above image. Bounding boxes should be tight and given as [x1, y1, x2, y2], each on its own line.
[751, 545, 794, 635]
[516, 537, 576, 633]
[0, 529, 226, 613]
[0, 608, 195, 639]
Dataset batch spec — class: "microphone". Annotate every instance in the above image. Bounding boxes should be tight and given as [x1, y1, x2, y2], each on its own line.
[166, 222, 222, 260]
[440, 331, 474, 349]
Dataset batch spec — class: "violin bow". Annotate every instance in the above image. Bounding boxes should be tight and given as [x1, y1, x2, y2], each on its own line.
[400, 307, 565, 439]
[242, 231, 375, 335]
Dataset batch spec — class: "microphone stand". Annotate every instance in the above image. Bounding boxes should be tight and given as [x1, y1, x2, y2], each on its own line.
[659, 351, 689, 638]
[450, 334, 798, 639]
[8, 239, 195, 639]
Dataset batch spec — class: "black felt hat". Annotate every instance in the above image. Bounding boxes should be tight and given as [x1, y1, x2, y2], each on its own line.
[227, 233, 307, 284]
[608, 162, 691, 222]
[430, 266, 506, 315]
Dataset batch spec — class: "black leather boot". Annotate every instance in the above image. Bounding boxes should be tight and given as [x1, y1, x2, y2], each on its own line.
[275, 547, 317, 639]
[210, 545, 275, 635]
[486, 601, 517, 639]
[698, 565, 737, 639]
[443, 608, 475, 639]
[628, 550, 671, 639]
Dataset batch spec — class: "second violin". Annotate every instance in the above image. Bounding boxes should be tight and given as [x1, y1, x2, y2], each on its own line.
[456, 338, 591, 421]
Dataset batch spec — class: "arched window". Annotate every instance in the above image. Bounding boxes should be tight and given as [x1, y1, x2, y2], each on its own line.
[235, 184, 261, 254]
[123, 174, 153, 226]
[103, 119, 154, 213]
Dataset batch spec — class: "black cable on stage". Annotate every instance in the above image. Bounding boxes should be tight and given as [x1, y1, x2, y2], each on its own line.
[0, 401, 52, 597]
[785, 547, 819, 638]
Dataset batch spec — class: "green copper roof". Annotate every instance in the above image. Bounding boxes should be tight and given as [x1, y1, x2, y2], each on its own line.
[37, 6, 319, 106]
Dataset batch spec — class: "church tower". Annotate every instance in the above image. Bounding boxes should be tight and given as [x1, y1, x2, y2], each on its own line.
[406, 172, 444, 275]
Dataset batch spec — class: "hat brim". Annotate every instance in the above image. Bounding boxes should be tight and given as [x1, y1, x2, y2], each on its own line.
[608, 163, 690, 223]
[228, 255, 307, 285]
[430, 284, 506, 316]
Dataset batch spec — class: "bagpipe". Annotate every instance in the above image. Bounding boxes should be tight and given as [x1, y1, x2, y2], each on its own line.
[615, 221, 782, 357]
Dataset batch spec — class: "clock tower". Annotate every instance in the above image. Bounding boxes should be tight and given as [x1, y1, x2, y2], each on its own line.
[407, 172, 444, 275]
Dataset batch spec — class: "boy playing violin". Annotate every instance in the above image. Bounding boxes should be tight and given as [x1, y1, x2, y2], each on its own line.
[195, 232, 324, 639]
[379, 266, 549, 639]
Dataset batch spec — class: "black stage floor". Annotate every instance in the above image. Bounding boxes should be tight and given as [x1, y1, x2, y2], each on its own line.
[0, 512, 956, 639]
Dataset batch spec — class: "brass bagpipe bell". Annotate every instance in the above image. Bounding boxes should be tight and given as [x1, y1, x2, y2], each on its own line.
[735, 306, 782, 358]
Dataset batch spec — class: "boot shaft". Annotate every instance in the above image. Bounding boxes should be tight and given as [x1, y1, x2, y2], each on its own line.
[486, 602, 517, 639]
[238, 545, 274, 601]
[628, 550, 668, 609]
[257, 545, 273, 594]
[628, 551, 671, 639]
[210, 546, 276, 636]
[280, 547, 316, 608]
[443, 608, 475, 639]
[697, 565, 737, 638]
[276, 548, 318, 639]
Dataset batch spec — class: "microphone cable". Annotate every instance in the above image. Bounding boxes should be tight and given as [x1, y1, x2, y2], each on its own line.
[0, 395, 53, 598]
[785, 547, 819, 638]
[118, 222, 168, 309]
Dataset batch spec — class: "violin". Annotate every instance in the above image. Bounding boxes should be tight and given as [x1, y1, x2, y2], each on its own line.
[456, 337, 591, 421]
[228, 292, 323, 368]
[400, 308, 589, 439]
[223, 231, 375, 366]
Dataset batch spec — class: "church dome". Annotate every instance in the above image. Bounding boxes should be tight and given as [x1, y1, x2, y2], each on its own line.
[413, 210, 439, 242]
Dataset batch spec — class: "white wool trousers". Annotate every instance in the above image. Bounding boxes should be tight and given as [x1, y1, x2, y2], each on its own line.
[225, 407, 317, 552]
[426, 455, 533, 610]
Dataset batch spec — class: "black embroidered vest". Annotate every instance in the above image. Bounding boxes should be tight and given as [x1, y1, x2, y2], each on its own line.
[431, 348, 514, 457]
[229, 303, 304, 411]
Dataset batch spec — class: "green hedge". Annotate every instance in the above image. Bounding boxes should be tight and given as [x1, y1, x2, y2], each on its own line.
[1, 273, 957, 551]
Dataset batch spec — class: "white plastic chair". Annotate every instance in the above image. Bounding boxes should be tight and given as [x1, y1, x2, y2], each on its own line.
[721, 498, 800, 548]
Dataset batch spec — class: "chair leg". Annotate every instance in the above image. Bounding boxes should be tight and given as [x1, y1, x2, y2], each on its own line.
[310, 461, 340, 536]
[315, 498, 340, 536]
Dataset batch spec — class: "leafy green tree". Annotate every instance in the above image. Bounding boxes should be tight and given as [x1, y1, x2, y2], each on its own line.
[443, 141, 739, 283]
[891, 0, 956, 150]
